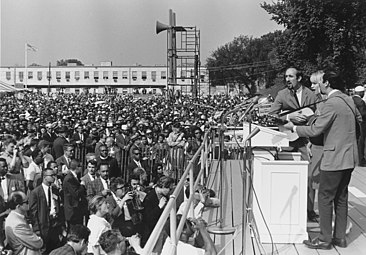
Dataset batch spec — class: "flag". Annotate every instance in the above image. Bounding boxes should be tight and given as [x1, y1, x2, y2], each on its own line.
[26, 43, 38, 52]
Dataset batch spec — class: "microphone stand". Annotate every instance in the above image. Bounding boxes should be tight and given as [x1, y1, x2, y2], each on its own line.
[208, 96, 259, 236]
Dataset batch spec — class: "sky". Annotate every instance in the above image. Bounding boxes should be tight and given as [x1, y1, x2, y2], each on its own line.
[0, 0, 282, 67]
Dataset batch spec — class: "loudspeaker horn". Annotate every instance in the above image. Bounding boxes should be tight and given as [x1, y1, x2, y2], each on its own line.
[156, 21, 170, 34]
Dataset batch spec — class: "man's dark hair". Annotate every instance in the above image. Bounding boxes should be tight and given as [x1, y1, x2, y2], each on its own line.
[128, 174, 140, 185]
[322, 71, 344, 91]
[67, 224, 91, 243]
[99, 162, 109, 170]
[99, 229, 125, 253]
[46, 161, 57, 168]
[8, 191, 25, 210]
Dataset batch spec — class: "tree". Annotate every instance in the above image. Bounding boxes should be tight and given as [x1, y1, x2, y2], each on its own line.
[206, 31, 283, 95]
[261, 0, 366, 88]
[56, 59, 84, 66]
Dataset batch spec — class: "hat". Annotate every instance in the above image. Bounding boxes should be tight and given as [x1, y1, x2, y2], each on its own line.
[121, 125, 128, 130]
[355, 86, 364, 92]
[146, 129, 152, 134]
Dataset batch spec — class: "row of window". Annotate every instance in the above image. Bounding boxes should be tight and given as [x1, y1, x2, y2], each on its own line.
[5, 70, 168, 82]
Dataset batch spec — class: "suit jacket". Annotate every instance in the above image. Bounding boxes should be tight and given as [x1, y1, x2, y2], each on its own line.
[80, 173, 94, 188]
[55, 155, 71, 174]
[115, 134, 129, 150]
[86, 177, 107, 202]
[270, 85, 317, 117]
[52, 136, 68, 160]
[297, 91, 359, 171]
[126, 160, 150, 178]
[62, 171, 87, 221]
[352, 95, 366, 122]
[141, 189, 163, 246]
[29, 184, 64, 239]
[5, 210, 43, 255]
[41, 132, 56, 144]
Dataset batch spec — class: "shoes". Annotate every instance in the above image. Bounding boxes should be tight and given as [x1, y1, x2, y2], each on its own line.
[303, 237, 332, 250]
[332, 238, 347, 248]
[307, 210, 319, 222]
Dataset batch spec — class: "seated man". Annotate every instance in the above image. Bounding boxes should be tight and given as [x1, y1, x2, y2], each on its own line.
[49, 224, 90, 255]
[99, 229, 128, 255]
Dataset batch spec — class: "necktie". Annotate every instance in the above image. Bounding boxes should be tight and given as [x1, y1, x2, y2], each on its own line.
[48, 186, 51, 208]
[292, 89, 300, 107]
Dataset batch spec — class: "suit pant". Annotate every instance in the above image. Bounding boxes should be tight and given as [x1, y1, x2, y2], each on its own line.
[318, 169, 353, 242]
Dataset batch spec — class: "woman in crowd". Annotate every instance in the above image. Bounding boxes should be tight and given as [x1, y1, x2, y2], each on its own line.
[87, 195, 111, 255]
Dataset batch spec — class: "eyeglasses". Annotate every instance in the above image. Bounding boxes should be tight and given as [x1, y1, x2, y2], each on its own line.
[134, 152, 140, 155]
[195, 132, 200, 134]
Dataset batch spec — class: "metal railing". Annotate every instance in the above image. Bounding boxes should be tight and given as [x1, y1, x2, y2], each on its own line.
[142, 130, 213, 255]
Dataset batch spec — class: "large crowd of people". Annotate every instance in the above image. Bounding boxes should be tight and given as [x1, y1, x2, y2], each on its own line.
[0, 92, 239, 254]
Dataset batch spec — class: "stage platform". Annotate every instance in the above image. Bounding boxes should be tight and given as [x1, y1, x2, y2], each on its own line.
[203, 161, 366, 255]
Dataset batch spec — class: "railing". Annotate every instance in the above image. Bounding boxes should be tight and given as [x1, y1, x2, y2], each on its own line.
[142, 130, 214, 255]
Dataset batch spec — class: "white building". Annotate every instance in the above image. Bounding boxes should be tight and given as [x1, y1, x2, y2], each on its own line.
[0, 63, 209, 95]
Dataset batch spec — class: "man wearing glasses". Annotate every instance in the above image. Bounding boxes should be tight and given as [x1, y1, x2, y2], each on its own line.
[126, 147, 149, 182]
[29, 168, 65, 253]
[5, 191, 43, 254]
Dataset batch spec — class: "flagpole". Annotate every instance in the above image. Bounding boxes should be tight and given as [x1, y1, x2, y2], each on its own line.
[25, 43, 28, 89]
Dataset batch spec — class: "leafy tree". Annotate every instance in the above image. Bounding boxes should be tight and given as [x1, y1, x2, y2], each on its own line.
[206, 31, 283, 95]
[56, 59, 84, 66]
[261, 0, 366, 88]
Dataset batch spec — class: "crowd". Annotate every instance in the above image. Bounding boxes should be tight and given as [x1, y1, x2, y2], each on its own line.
[0, 92, 238, 255]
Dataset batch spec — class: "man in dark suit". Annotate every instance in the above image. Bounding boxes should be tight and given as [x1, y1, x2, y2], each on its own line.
[352, 86, 366, 165]
[29, 168, 65, 253]
[284, 71, 360, 249]
[56, 144, 75, 175]
[86, 163, 110, 202]
[71, 124, 86, 146]
[52, 126, 69, 160]
[41, 123, 57, 143]
[63, 159, 87, 230]
[269, 67, 318, 222]
[126, 147, 150, 182]
[97, 144, 120, 178]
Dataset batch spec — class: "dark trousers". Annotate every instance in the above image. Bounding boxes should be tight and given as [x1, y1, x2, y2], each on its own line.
[318, 169, 353, 242]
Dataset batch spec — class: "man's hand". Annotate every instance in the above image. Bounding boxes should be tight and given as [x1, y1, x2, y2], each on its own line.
[283, 121, 295, 131]
[158, 196, 167, 208]
[288, 112, 307, 124]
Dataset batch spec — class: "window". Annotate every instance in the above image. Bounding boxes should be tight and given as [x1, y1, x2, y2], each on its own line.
[19, 72, 24, 82]
[37, 71, 42, 80]
[6, 72, 11, 80]
[200, 74, 205, 82]
[75, 71, 80, 80]
[94, 71, 99, 80]
[132, 71, 137, 81]
[113, 71, 118, 81]
[84, 71, 90, 79]
[28, 71, 33, 79]
[56, 71, 61, 82]
[181, 70, 186, 81]
[65, 71, 70, 82]
[103, 71, 108, 79]
[142, 71, 147, 81]
[122, 71, 128, 79]
[161, 71, 166, 79]
[151, 71, 156, 82]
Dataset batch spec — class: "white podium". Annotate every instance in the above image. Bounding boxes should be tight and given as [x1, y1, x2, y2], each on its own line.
[242, 123, 309, 243]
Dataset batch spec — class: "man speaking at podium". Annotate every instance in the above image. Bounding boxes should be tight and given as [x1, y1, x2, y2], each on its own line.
[283, 70, 359, 249]
[269, 67, 318, 222]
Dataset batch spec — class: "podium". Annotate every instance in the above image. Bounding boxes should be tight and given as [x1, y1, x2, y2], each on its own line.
[242, 123, 308, 243]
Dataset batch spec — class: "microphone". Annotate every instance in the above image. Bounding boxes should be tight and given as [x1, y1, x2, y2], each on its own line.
[244, 127, 260, 142]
